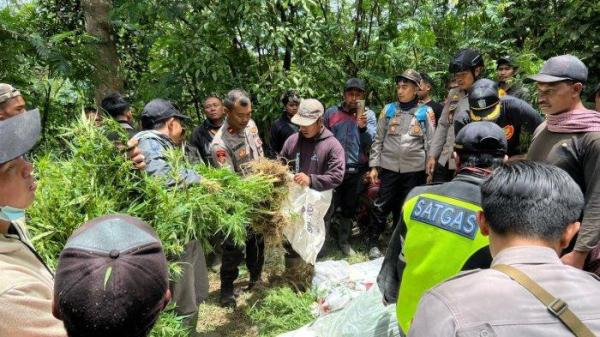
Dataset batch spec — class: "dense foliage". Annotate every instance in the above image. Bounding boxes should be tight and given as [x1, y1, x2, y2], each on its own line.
[3, 0, 598, 138]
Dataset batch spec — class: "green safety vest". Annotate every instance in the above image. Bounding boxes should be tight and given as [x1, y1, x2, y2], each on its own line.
[396, 192, 489, 332]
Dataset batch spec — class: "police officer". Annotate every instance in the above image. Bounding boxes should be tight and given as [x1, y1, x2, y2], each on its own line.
[367, 69, 435, 259]
[427, 49, 485, 183]
[455, 78, 543, 157]
[377, 121, 508, 333]
[497, 55, 531, 102]
[209, 89, 265, 308]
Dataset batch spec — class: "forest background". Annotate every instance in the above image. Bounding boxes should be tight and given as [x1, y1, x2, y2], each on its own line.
[1, 0, 599, 141]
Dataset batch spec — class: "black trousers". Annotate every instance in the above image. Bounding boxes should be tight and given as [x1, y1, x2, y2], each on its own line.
[370, 169, 426, 241]
[220, 229, 264, 293]
[333, 170, 366, 218]
[432, 162, 455, 183]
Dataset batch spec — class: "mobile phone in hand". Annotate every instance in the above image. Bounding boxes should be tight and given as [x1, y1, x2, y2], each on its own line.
[356, 99, 366, 117]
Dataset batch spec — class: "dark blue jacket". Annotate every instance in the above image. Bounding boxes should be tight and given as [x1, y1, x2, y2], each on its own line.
[323, 104, 377, 172]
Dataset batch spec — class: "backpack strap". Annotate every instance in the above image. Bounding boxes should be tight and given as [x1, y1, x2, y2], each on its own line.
[493, 264, 595, 337]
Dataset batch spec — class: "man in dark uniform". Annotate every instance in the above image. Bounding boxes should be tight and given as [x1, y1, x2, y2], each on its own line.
[101, 93, 139, 138]
[269, 90, 300, 156]
[455, 78, 543, 158]
[418, 72, 444, 124]
[496, 55, 530, 102]
[209, 89, 265, 308]
[190, 95, 225, 164]
[377, 122, 507, 333]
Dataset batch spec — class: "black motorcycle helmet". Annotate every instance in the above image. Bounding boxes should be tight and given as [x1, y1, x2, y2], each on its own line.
[449, 48, 484, 75]
[468, 79, 501, 121]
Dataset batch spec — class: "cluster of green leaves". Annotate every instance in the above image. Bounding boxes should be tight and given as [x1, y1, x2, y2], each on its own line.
[247, 287, 317, 337]
[27, 117, 278, 268]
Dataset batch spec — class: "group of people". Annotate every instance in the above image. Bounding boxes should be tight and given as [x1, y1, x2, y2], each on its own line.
[2, 48, 600, 337]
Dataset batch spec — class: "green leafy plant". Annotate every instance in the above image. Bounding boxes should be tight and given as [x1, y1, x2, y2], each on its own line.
[247, 287, 317, 337]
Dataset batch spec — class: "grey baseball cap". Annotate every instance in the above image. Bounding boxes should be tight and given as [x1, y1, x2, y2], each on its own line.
[0, 83, 22, 105]
[291, 99, 324, 126]
[0, 108, 41, 164]
[527, 55, 588, 83]
[141, 99, 190, 129]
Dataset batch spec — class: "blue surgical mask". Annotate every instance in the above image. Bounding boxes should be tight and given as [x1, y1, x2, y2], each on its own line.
[0, 205, 26, 222]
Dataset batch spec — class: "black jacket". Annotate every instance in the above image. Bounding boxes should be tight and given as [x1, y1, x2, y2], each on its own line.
[269, 112, 298, 158]
[190, 119, 222, 164]
[454, 95, 543, 156]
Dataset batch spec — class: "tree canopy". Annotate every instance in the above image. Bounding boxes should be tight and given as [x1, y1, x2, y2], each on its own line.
[1, 0, 598, 136]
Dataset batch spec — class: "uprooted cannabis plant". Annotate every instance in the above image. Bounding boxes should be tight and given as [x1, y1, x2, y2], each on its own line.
[26, 117, 293, 336]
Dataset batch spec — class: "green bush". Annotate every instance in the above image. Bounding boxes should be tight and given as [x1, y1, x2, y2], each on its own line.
[247, 287, 317, 337]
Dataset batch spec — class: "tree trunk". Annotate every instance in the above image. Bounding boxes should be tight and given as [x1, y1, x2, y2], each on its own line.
[81, 0, 123, 104]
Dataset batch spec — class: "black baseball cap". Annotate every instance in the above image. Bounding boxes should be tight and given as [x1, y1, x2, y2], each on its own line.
[0, 108, 41, 164]
[54, 214, 169, 337]
[468, 79, 501, 121]
[344, 78, 366, 92]
[141, 98, 190, 128]
[496, 55, 516, 68]
[527, 55, 588, 84]
[454, 121, 507, 156]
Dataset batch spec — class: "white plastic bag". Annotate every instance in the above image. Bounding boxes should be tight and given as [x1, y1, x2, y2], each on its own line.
[282, 184, 332, 264]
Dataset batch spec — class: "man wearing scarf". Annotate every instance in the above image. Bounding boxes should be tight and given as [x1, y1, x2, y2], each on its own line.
[527, 55, 600, 273]
[377, 122, 507, 334]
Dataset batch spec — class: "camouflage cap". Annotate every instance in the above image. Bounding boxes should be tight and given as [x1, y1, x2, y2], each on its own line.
[291, 98, 324, 126]
[395, 69, 422, 87]
[0, 83, 22, 105]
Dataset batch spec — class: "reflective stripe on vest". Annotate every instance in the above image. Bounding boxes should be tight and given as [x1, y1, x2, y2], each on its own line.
[396, 192, 488, 332]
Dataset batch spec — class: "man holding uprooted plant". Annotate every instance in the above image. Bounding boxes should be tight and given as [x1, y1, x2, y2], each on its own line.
[209, 89, 266, 308]
[133, 99, 209, 336]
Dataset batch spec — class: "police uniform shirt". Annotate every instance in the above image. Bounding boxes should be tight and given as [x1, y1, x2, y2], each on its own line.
[408, 246, 600, 337]
[429, 88, 468, 169]
[369, 104, 436, 173]
[209, 119, 264, 173]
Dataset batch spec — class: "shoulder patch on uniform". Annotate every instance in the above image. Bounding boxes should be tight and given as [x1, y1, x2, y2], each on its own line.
[415, 105, 429, 121]
[384, 103, 396, 119]
[410, 196, 478, 239]
[215, 148, 228, 164]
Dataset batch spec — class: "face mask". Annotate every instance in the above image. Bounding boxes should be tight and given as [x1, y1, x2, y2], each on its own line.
[0, 205, 26, 222]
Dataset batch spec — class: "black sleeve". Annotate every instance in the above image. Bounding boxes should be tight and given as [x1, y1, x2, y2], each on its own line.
[461, 246, 492, 270]
[453, 109, 471, 136]
[377, 215, 406, 304]
[269, 122, 282, 158]
[504, 95, 543, 133]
